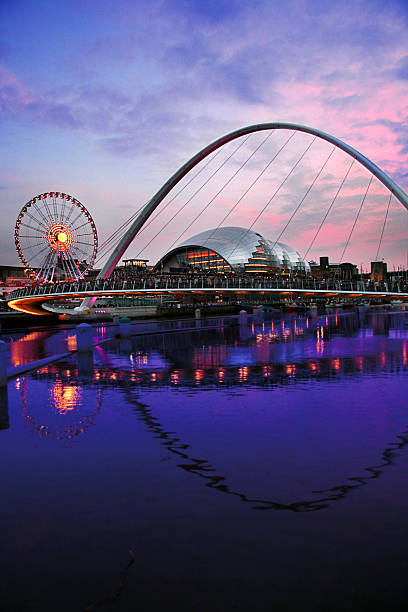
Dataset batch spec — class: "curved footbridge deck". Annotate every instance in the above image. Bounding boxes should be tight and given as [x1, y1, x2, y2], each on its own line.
[6, 278, 408, 316]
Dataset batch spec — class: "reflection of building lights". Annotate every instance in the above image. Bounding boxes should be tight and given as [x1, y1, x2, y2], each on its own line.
[10, 331, 45, 367]
[15, 378, 20, 390]
[263, 365, 272, 377]
[356, 357, 364, 370]
[381, 352, 386, 367]
[51, 380, 81, 414]
[309, 362, 318, 372]
[403, 342, 407, 366]
[316, 341, 324, 354]
[151, 372, 157, 382]
[194, 369, 204, 383]
[67, 335, 77, 351]
[218, 368, 225, 381]
[332, 358, 340, 370]
[306, 318, 309, 328]
[286, 364, 296, 375]
[238, 366, 248, 381]
[170, 371, 179, 385]
[316, 327, 324, 353]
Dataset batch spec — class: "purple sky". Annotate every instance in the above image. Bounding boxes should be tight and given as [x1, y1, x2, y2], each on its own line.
[1, 0, 408, 269]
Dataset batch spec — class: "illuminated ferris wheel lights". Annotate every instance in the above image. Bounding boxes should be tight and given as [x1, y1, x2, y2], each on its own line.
[15, 192, 98, 283]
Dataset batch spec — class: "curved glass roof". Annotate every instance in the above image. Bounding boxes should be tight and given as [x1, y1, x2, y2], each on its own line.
[159, 226, 310, 272]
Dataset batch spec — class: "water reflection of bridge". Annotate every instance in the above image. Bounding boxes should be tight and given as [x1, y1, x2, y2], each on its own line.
[15, 344, 408, 512]
[5, 309, 408, 512]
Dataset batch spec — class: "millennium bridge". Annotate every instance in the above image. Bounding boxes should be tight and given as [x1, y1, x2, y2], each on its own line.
[7, 276, 408, 315]
[8, 121, 408, 315]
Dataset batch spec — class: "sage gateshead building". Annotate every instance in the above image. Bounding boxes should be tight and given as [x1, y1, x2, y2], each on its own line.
[155, 226, 310, 275]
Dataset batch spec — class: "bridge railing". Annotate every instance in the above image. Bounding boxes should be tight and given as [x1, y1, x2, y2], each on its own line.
[6, 275, 408, 302]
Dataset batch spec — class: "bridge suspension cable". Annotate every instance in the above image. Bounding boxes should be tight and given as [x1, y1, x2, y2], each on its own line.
[95, 148, 226, 265]
[133, 132, 272, 260]
[375, 192, 393, 262]
[270, 145, 336, 251]
[161, 130, 278, 255]
[95, 204, 146, 264]
[338, 175, 373, 265]
[125, 147, 225, 240]
[227, 136, 317, 262]
[303, 158, 355, 260]
[198, 132, 299, 247]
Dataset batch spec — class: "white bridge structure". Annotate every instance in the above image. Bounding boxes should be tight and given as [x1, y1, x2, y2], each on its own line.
[7, 122, 408, 315]
[7, 277, 408, 315]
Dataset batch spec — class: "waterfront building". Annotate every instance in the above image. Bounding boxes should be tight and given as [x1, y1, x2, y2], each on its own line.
[309, 256, 359, 280]
[154, 226, 310, 275]
[371, 261, 388, 282]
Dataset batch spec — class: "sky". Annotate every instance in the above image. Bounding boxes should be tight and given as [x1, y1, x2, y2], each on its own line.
[1, 0, 408, 270]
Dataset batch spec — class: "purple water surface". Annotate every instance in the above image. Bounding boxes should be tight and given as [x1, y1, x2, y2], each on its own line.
[1, 310, 408, 611]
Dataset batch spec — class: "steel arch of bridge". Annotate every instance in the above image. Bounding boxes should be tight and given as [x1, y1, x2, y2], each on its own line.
[99, 122, 408, 280]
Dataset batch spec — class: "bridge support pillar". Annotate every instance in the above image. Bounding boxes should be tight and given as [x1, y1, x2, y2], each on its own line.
[119, 317, 132, 338]
[239, 310, 248, 325]
[253, 306, 264, 323]
[76, 323, 93, 353]
[0, 340, 8, 387]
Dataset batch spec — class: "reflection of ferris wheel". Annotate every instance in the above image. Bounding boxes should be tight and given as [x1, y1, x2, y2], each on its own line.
[15, 191, 98, 282]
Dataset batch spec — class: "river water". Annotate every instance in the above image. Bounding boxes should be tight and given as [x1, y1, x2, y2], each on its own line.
[1, 309, 408, 611]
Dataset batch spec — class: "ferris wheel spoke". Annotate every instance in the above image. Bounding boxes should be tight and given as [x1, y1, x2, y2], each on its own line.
[59, 250, 70, 278]
[64, 201, 77, 225]
[31, 243, 53, 262]
[68, 210, 85, 229]
[60, 197, 67, 224]
[63, 249, 82, 280]
[23, 211, 49, 231]
[73, 240, 94, 247]
[74, 230, 94, 236]
[42, 197, 55, 224]
[33, 201, 52, 227]
[52, 197, 58, 222]
[18, 231, 46, 238]
[58, 250, 69, 279]
[22, 241, 47, 250]
[18, 222, 45, 234]
[72, 220, 93, 231]
[70, 245, 90, 258]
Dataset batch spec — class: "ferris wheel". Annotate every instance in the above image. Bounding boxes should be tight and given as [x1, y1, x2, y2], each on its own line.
[15, 191, 98, 282]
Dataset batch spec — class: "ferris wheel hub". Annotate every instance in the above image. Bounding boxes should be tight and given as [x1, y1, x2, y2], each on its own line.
[47, 224, 73, 250]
